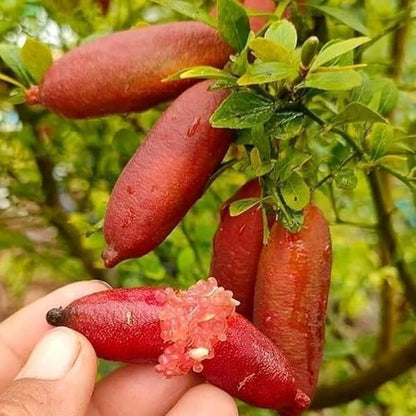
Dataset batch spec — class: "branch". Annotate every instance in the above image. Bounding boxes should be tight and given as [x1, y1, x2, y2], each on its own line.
[33, 125, 106, 281]
[311, 334, 416, 409]
[389, 0, 412, 81]
[368, 170, 416, 310]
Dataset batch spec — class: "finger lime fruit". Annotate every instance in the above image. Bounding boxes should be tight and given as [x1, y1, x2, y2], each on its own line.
[210, 179, 263, 319]
[25, 22, 232, 119]
[102, 80, 235, 268]
[47, 278, 310, 411]
[253, 204, 332, 408]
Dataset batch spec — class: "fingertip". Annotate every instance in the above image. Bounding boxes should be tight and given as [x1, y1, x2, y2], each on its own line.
[167, 383, 238, 416]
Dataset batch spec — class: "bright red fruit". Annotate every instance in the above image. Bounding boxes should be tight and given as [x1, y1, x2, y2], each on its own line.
[253, 204, 332, 410]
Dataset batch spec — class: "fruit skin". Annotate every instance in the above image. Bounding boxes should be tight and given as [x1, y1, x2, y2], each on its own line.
[243, 0, 277, 32]
[210, 179, 263, 320]
[46, 287, 310, 411]
[102, 80, 234, 268]
[25, 22, 232, 119]
[253, 204, 332, 406]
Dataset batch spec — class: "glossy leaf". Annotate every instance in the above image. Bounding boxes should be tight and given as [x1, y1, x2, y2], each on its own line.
[331, 102, 387, 125]
[165, 66, 236, 82]
[218, 0, 250, 52]
[238, 62, 297, 85]
[304, 71, 362, 90]
[20, 38, 53, 83]
[150, 0, 216, 27]
[311, 37, 370, 70]
[280, 172, 310, 211]
[210, 91, 275, 128]
[229, 197, 262, 216]
[310, 4, 369, 35]
[265, 20, 297, 50]
[249, 38, 292, 64]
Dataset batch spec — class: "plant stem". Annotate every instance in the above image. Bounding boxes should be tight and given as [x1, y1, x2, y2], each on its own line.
[312, 334, 416, 409]
[33, 125, 106, 281]
[367, 169, 416, 309]
[389, 0, 412, 81]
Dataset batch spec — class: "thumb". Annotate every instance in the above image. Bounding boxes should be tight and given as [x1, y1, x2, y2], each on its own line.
[0, 327, 97, 416]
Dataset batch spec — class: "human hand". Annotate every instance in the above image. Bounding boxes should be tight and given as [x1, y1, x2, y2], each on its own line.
[0, 281, 238, 415]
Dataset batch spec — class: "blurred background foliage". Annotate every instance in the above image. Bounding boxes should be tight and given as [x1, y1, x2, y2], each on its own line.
[0, 0, 416, 415]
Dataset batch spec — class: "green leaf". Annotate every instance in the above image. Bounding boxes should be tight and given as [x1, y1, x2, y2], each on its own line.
[274, 149, 311, 182]
[304, 71, 362, 91]
[265, 20, 297, 50]
[279, 207, 304, 232]
[0, 43, 31, 85]
[208, 78, 239, 90]
[331, 102, 387, 125]
[238, 62, 297, 85]
[210, 91, 275, 128]
[20, 38, 53, 83]
[251, 123, 271, 160]
[261, 207, 271, 244]
[250, 147, 262, 172]
[280, 172, 310, 211]
[229, 197, 262, 216]
[218, 0, 250, 52]
[249, 38, 292, 64]
[164, 66, 236, 82]
[334, 168, 358, 190]
[8, 88, 25, 104]
[311, 37, 370, 70]
[310, 5, 369, 35]
[149, 0, 216, 27]
[265, 112, 304, 140]
[250, 148, 273, 176]
[368, 124, 394, 161]
[351, 74, 399, 116]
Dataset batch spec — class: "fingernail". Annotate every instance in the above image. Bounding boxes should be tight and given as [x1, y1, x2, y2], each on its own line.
[92, 279, 112, 289]
[16, 328, 81, 381]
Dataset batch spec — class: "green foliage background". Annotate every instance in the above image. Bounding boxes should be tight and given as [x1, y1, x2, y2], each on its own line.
[0, 0, 416, 415]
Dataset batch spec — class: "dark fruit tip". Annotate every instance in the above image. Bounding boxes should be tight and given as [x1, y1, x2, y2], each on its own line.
[46, 307, 64, 326]
[102, 245, 120, 268]
[25, 85, 41, 105]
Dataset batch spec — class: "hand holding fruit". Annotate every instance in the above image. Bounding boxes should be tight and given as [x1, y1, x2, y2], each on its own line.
[0, 281, 238, 416]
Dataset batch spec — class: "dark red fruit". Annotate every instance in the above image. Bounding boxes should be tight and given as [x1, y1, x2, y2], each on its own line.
[102, 80, 235, 268]
[25, 22, 232, 119]
[253, 204, 332, 408]
[210, 179, 263, 319]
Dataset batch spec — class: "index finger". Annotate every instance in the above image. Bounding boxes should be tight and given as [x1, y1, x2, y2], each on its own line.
[0, 280, 110, 391]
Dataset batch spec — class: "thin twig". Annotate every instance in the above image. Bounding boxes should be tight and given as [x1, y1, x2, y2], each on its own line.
[312, 334, 416, 409]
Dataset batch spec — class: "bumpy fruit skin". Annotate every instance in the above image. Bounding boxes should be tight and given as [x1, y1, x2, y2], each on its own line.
[253, 204, 332, 407]
[46, 287, 310, 411]
[102, 80, 234, 268]
[46, 288, 164, 362]
[25, 22, 232, 119]
[210, 179, 263, 319]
